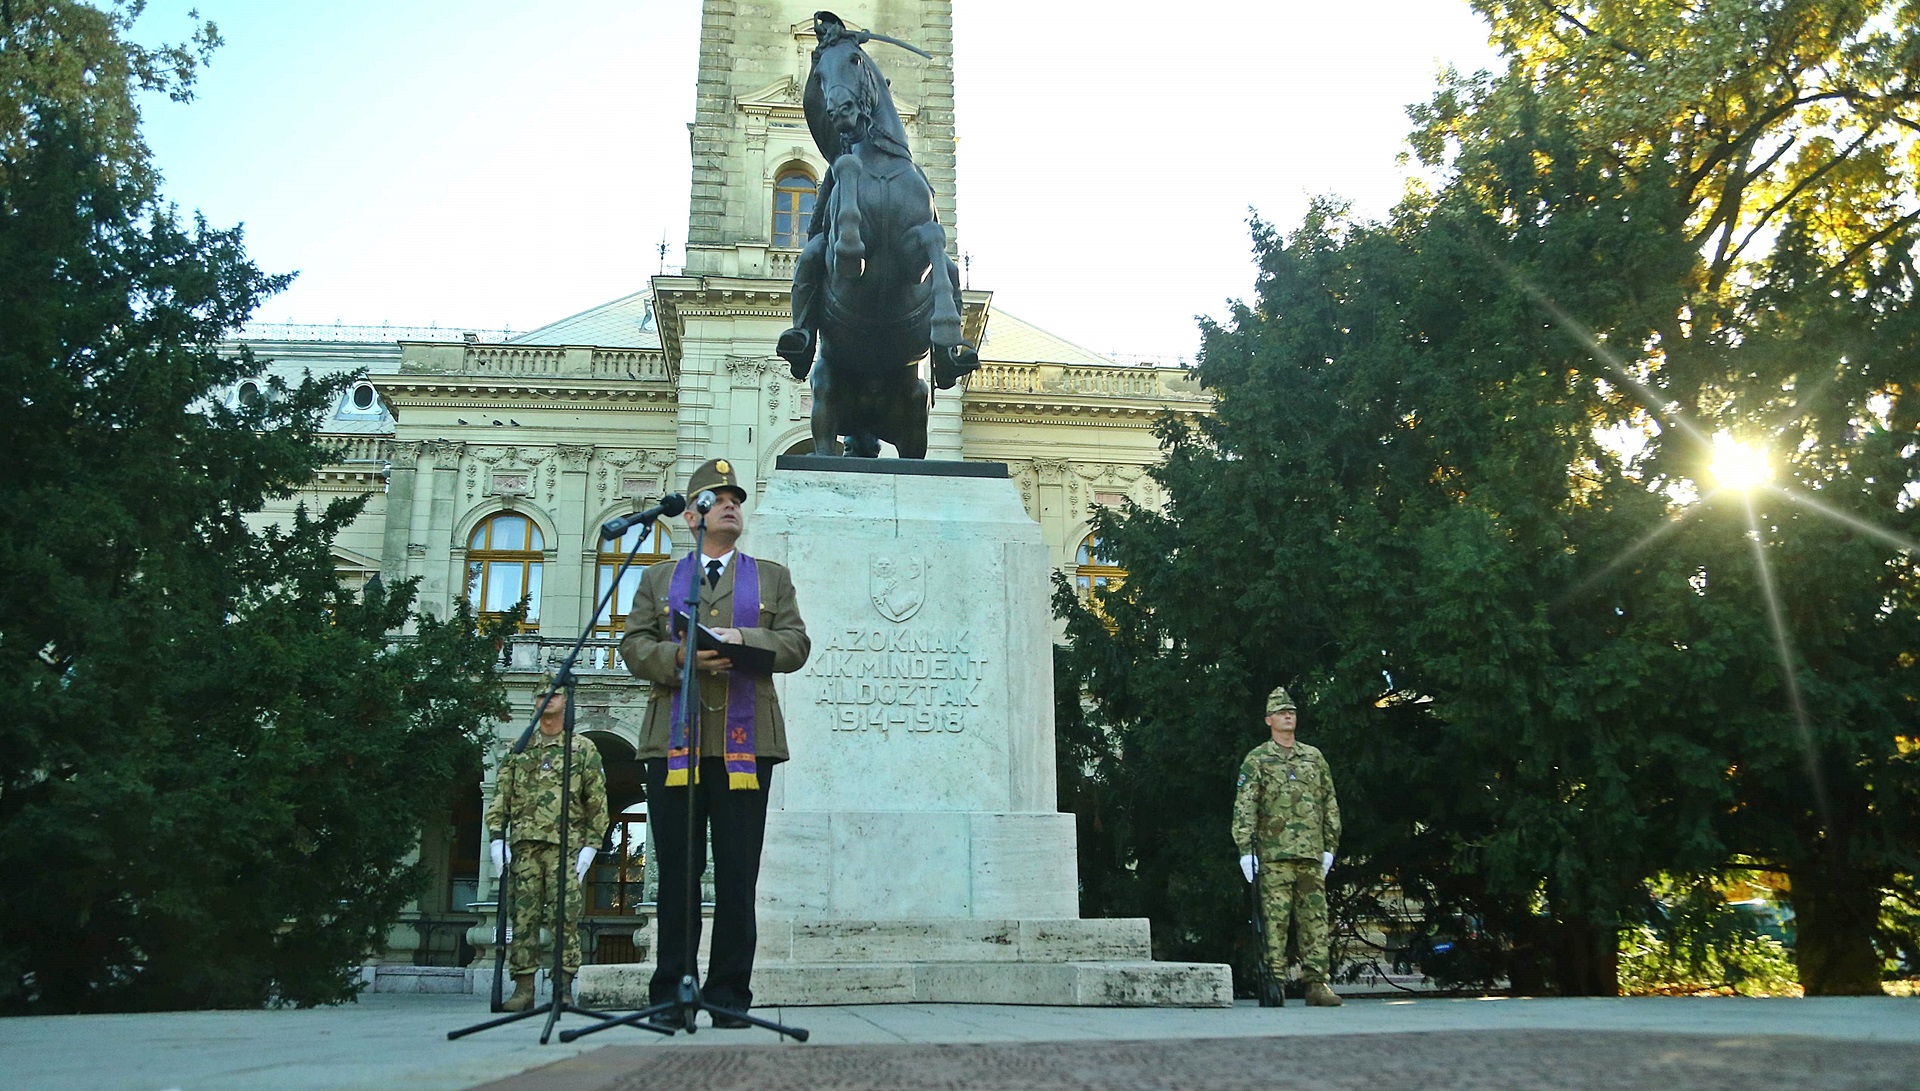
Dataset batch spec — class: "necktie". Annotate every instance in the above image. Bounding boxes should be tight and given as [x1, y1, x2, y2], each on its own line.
[706, 559, 723, 588]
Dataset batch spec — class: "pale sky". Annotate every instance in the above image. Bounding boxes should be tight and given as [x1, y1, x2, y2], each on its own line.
[133, 1, 1501, 362]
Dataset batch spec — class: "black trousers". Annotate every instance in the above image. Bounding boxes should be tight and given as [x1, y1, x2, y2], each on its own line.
[645, 755, 774, 1008]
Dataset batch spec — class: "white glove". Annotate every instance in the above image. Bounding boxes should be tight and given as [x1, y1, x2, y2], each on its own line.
[490, 839, 509, 872]
[575, 846, 597, 881]
[1322, 851, 1335, 876]
[1239, 854, 1258, 884]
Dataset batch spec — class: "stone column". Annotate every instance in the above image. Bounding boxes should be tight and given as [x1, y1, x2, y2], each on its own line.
[550, 444, 593, 635]
[926, 389, 964, 460]
[673, 320, 721, 490]
[420, 440, 466, 620]
[479, 754, 503, 901]
[381, 442, 422, 585]
[724, 356, 771, 493]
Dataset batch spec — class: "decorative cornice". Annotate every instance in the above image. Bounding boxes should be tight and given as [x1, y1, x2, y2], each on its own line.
[389, 440, 423, 469]
[962, 400, 1202, 422]
[726, 355, 782, 380]
[426, 440, 467, 469]
[378, 384, 675, 423]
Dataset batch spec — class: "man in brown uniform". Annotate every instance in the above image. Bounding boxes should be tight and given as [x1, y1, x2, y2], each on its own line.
[620, 458, 810, 1027]
[487, 680, 610, 1012]
[1231, 686, 1343, 1007]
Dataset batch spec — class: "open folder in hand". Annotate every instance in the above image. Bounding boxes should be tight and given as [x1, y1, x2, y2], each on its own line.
[671, 611, 776, 675]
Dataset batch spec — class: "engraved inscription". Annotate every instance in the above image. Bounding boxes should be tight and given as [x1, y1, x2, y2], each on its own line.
[804, 627, 986, 736]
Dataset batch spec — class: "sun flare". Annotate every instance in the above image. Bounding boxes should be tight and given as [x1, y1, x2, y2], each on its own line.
[1710, 432, 1773, 492]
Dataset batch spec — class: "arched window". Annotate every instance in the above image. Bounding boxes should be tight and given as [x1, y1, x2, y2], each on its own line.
[466, 513, 545, 629]
[1075, 534, 1127, 602]
[592, 520, 672, 637]
[772, 169, 817, 249]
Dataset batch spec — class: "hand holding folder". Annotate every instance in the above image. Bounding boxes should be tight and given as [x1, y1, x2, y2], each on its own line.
[672, 611, 775, 675]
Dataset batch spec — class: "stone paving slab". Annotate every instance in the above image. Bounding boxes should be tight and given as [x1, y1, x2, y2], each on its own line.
[4, 992, 1916, 1091]
[472, 1030, 1920, 1091]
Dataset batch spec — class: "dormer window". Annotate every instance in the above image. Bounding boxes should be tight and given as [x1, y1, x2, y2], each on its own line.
[773, 168, 817, 249]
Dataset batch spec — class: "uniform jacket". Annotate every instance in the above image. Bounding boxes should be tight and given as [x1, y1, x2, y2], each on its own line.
[1231, 739, 1341, 862]
[487, 730, 609, 851]
[618, 552, 811, 762]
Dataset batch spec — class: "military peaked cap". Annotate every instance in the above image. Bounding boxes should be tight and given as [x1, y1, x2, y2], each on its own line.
[687, 457, 747, 501]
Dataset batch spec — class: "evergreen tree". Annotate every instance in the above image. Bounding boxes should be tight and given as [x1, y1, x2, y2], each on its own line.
[1059, 0, 1918, 996]
[0, 4, 514, 1012]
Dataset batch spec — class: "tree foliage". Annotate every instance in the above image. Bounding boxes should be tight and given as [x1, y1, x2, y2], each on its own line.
[0, 4, 513, 1012]
[1060, 0, 1919, 996]
[0, 1, 219, 198]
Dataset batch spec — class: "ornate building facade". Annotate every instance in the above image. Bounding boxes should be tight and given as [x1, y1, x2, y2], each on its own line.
[234, 0, 1210, 966]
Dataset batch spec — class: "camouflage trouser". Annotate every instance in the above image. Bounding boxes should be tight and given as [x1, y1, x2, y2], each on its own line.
[1258, 859, 1329, 985]
[507, 840, 585, 975]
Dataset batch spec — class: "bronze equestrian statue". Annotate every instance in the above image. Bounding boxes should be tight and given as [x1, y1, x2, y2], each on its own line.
[777, 11, 980, 459]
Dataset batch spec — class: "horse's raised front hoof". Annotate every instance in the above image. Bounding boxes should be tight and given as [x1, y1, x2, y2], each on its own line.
[777, 328, 814, 380]
[932, 342, 981, 390]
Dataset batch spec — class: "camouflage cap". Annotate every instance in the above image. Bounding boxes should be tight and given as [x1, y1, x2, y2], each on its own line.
[1266, 686, 1298, 713]
[534, 672, 568, 708]
[687, 457, 747, 501]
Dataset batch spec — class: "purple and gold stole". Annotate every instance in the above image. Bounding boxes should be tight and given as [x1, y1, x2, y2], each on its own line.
[666, 553, 762, 790]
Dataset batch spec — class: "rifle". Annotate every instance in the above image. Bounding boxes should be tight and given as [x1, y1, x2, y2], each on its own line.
[1246, 840, 1284, 1007]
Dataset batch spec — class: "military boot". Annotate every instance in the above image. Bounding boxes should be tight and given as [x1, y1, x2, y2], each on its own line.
[1304, 982, 1344, 1007]
[502, 973, 535, 1012]
[552, 971, 573, 1004]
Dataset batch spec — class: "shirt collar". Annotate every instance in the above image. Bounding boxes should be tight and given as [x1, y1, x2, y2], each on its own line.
[701, 550, 736, 575]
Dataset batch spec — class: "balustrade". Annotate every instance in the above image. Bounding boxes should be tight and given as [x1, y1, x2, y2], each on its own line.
[323, 436, 391, 465]
[964, 362, 1202, 401]
[590, 349, 673, 381]
[466, 347, 568, 377]
[396, 342, 673, 383]
[499, 635, 633, 675]
[969, 364, 1043, 392]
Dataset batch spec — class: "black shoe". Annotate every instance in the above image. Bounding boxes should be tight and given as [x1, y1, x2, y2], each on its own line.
[647, 1005, 685, 1030]
[709, 1010, 752, 1029]
[932, 342, 979, 389]
[777, 328, 814, 380]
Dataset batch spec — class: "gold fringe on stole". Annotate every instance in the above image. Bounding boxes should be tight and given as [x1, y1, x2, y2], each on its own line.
[728, 770, 761, 790]
[666, 767, 689, 787]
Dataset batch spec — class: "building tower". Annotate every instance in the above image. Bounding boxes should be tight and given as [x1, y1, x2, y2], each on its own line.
[654, 0, 984, 487]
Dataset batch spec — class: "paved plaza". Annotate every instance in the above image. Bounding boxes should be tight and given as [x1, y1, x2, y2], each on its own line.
[4, 992, 1916, 1091]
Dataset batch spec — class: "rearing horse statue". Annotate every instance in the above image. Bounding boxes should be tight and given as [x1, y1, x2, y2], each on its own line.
[777, 11, 979, 459]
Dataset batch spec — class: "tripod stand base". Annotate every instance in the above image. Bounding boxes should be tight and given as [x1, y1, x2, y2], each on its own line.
[447, 999, 671, 1044]
[558, 976, 809, 1043]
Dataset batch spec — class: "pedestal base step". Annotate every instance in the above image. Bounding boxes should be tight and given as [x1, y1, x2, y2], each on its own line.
[368, 965, 474, 994]
[633, 916, 1163, 967]
[579, 959, 1232, 1008]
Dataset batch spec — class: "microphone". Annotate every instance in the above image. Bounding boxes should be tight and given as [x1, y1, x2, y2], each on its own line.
[693, 489, 717, 514]
[599, 494, 687, 541]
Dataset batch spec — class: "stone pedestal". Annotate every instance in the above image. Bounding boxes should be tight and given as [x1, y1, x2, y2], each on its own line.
[580, 459, 1228, 1007]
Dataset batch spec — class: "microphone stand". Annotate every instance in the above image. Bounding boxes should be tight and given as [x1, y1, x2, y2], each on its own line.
[560, 500, 808, 1043]
[448, 510, 679, 1043]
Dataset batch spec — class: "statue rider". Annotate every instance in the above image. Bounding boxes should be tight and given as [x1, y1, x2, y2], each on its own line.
[777, 10, 979, 394]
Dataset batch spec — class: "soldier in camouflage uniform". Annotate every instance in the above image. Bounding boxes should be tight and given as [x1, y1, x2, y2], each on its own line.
[1231, 686, 1344, 1007]
[486, 680, 610, 1012]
